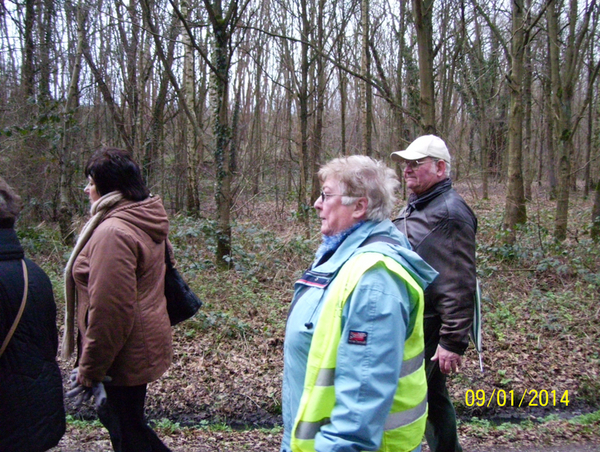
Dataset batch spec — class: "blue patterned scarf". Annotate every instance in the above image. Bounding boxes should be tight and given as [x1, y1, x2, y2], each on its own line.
[314, 221, 365, 264]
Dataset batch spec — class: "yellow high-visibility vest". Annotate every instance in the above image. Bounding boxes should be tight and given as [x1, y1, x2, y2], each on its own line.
[291, 252, 427, 452]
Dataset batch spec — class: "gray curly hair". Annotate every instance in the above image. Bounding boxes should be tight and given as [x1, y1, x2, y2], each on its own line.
[318, 155, 400, 222]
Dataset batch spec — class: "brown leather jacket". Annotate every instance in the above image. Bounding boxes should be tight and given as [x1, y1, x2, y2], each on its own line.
[393, 179, 477, 355]
[73, 196, 172, 386]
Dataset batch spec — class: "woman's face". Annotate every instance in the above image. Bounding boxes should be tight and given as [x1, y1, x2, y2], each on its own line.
[314, 177, 361, 236]
[84, 177, 101, 203]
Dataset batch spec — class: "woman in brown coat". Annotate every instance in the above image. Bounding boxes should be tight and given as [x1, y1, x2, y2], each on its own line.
[63, 148, 172, 452]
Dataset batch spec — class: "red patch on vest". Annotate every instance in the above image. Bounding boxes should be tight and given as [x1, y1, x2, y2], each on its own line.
[348, 330, 368, 345]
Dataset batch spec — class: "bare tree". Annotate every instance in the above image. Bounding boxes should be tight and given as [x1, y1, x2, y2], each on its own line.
[38, 0, 54, 102]
[592, 179, 600, 241]
[58, 0, 88, 244]
[181, 0, 202, 214]
[361, 0, 373, 154]
[4, 0, 600, 257]
[583, 8, 599, 198]
[202, 0, 252, 267]
[474, 0, 546, 241]
[81, 5, 134, 153]
[22, 0, 36, 98]
[502, 0, 528, 241]
[547, 0, 598, 241]
[412, 0, 436, 134]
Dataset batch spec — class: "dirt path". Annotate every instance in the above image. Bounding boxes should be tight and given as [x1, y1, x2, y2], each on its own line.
[50, 424, 600, 452]
[470, 446, 600, 452]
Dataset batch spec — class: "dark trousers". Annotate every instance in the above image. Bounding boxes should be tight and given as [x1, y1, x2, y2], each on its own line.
[424, 318, 462, 452]
[97, 384, 171, 452]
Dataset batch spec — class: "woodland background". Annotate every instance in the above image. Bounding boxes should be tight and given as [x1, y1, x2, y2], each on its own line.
[1, 0, 600, 255]
[1, 0, 600, 450]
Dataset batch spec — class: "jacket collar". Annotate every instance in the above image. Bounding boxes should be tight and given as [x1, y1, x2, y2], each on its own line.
[311, 221, 379, 273]
[309, 220, 438, 291]
[0, 228, 25, 261]
[408, 178, 452, 211]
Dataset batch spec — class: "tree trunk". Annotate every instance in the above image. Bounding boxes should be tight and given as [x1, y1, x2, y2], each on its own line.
[481, 122, 490, 200]
[412, 0, 436, 135]
[58, 1, 88, 245]
[503, 0, 527, 243]
[202, 0, 242, 268]
[583, 36, 595, 198]
[250, 43, 264, 196]
[361, 0, 373, 154]
[543, 54, 557, 197]
[182, 0, 200, 215]
[393, 0, 408, 151]
[143, 8, 180, 194]
[339, 65, 348, 156]
[592, 179, 600, 242]
[297, 0, 311, 232]
[547, 0, 596, 241]
[22, 0, 36, 98]
[337, 16, 348, 156]
[38, 0, 54, 102]
[523, 8, 534, 201]
[82, 41, 133, 153]
[213, 35, 233, 266]
[311, 0, 326, 202]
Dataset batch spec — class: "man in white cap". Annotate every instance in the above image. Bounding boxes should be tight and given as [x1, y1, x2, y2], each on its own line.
[391, 135, 477, 452]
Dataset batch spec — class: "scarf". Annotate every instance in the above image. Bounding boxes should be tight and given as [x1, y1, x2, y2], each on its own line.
[314, 221, 365, 265]
[61, 191, 123, 359]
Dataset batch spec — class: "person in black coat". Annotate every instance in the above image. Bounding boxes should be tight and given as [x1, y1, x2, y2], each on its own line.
[391, 136, 477, 452]
[0, 177, 66, 452]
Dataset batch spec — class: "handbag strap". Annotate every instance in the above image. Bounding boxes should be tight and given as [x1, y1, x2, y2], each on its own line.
[165, 241, 173, 269]
[0, 260, 29, 358]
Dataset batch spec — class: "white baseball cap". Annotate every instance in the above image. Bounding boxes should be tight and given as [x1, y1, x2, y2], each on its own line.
[391, 135, 451, 163]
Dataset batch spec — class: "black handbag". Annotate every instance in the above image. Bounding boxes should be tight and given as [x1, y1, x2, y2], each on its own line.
[164, 242, 202, 325]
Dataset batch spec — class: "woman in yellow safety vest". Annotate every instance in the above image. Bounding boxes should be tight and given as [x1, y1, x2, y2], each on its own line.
[281, 156, 438, 452]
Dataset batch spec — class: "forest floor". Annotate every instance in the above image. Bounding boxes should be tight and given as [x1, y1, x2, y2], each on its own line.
[29, 182, 599, 451]
[49, 424, 600, 452]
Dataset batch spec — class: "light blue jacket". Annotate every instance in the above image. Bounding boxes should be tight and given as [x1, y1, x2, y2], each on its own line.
[281, 220, 438, 452]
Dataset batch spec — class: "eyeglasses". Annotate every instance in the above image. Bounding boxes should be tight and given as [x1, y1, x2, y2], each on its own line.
[320, 191, 344, 203]
[401, 159, 436, 170]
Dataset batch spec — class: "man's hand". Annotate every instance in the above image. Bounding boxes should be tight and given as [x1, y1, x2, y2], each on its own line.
[431, 345, 462, 375]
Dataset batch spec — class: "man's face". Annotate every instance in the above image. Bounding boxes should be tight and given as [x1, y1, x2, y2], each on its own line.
[402, 158, 446, 195]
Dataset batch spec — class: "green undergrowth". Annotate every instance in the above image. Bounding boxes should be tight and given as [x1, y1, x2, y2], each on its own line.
[455, 193, 600, 419]
[65, 414, 103, 430]
[460, 409, 600, 446]
[65, 414, 283, 434]
[65, 409, 600, 437]
[167, 215, 317, 339]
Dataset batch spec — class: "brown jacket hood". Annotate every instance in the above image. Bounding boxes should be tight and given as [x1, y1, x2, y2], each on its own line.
[106, 195, 169, 244]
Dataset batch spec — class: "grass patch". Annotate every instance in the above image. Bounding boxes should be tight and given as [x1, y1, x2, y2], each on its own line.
[569, 409, 600, 425]
[65, 414, 103, 430]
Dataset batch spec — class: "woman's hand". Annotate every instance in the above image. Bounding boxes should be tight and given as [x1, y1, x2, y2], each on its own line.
[66, 367, 110, 408]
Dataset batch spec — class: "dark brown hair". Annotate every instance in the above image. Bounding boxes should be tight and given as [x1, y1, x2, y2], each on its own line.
[0, 177, 22, 228]
[85, 148, 150, 201]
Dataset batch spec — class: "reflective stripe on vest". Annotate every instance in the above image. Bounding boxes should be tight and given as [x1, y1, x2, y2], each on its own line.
[291, 252, 427, 452]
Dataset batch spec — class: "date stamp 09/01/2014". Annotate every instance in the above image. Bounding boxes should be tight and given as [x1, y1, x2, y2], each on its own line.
[465, 389, 570, 408]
